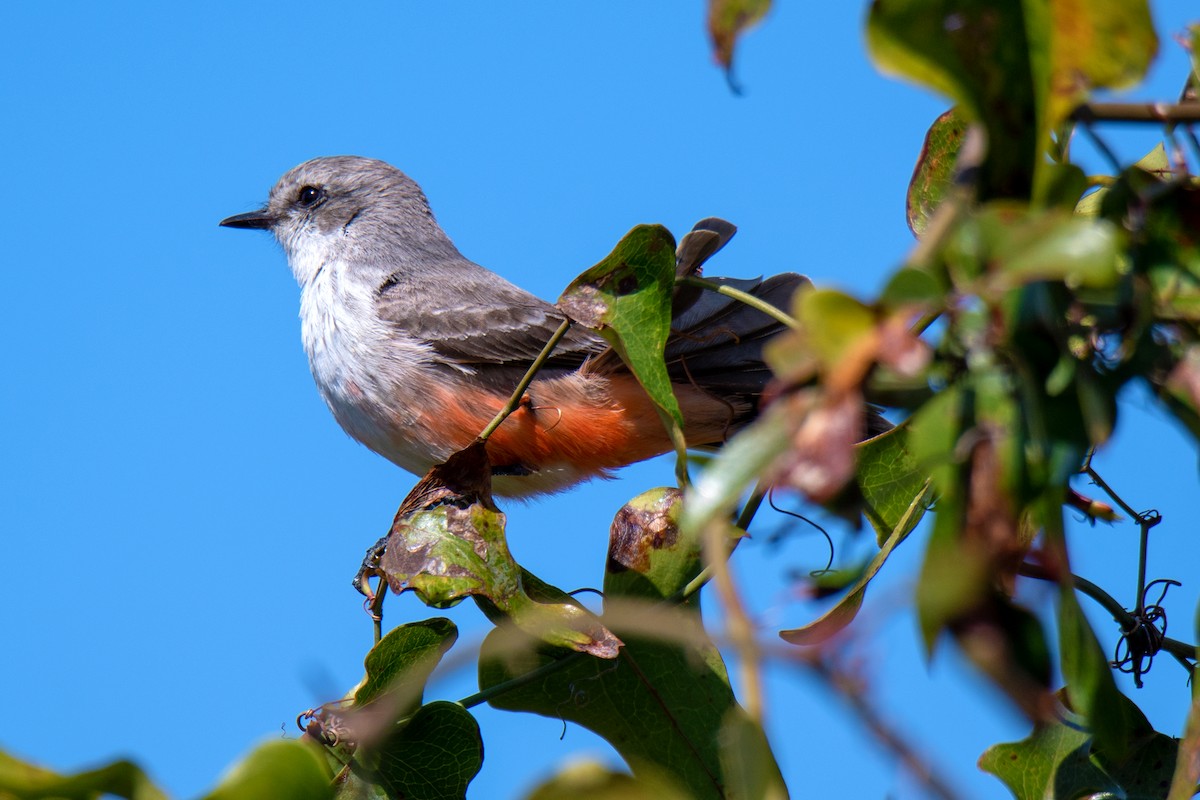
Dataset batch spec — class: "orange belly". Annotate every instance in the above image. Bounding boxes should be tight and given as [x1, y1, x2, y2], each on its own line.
[414, 370, 737, 484]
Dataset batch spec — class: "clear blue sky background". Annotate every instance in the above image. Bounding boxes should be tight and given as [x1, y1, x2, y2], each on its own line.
[3, 3, 1198, 798]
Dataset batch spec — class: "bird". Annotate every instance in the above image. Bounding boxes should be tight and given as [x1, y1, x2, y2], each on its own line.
[221, 156, 808, 497]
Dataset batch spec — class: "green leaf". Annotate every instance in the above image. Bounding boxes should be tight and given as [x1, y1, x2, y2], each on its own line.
[980, 690, 1177, 800]
[706, 0, 771, 82]
[796, 289, 876, 372]
[559, 225, 688, 484]
[1058, 589, 1134, 760]
[867, 0, 1041, 200]
[524, 762, 691, 800]
[1044, 0, 1158, 126]
[1077, 144, 1170, 217]
[908, 383, 967, 500]
[880, 266, 946, 311]
[717, 710, 788, 800]
[380, 504, 620, 657]
[965, 206, 1125, 292]
[1191, 24, 1200, 85]
[979, 713, 1120, 800]
[480, 487, 781, 800]
[205, 739, 333, 800]
[779, 480, 929, 646]
[369, 702, 482, 800]
[856, 422, 930, 546]
[681, 400, 794, 541]
[351, 618, 458, 714]
[0, 750, 169, 800]
[907, 107, 969, 236]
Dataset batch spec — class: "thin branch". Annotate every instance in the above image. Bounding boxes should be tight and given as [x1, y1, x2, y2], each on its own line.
[1083, 464, 1162, 615]
[370, 580, 387, 645]
[477, 317, 573, 442]
[703, 517, 765, 723]
[677, 483, 767, 602]
[1079, 123, 1124, 173]
[1018, 562, 1196, 671]
[806, 654, 964, 800]
[909, 310, 942, 337]
[1073, 102, 1200, 124]
[1083, 463, 1140, 521]
[679, 276, 800, 330]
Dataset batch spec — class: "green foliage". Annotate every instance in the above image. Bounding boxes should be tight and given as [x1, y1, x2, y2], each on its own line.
[779, 477, 930, 646]
[479, 488, 785, 800]
[907, 107, 969, 235]
[353, 702, 482, 800]
[204, 740, 332, 800]
[559, 224, 690, 486]
[300, 3, 1200, 792]
[525, 761, 692, 800]
[378, 502, 620, 657]
[980, 691, 1178, 800]
[706, 0, 772, 84]
[0, 749, 168, 800]
[321, 622, 482, 800]
[22, 3, 1199, 799]
[351, 618, 458, 714]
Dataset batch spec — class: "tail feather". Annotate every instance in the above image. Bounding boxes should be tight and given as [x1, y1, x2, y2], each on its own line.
[666, 273, 809, 402]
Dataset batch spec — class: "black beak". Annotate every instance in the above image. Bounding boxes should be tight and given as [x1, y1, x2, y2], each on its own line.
[219, 209, 276, 230]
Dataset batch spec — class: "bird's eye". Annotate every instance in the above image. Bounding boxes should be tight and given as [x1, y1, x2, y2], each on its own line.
[297, 186, 323, 207]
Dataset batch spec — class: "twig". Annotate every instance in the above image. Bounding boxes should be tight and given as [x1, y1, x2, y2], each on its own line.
[1017, 562, 1195, 671]
[679, 276, 800, 330]
[678, 483, 767, 602]
[909, 310, 941, 337]
[477, 317, 573, 442]
[1082, 464, 1162, 616]
[370, 580, 387, 645]
[1079, 123, 1124, 173]
[806, 654, 964, 800]
[703, 517, 765, 723]
[1072, 102, 1200, 124]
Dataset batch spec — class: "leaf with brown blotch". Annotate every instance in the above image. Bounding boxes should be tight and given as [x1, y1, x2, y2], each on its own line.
[368, 442, 621, 659]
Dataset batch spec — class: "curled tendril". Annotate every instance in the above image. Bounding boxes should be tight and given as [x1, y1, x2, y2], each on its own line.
[1112, 578, 1180, 688]
[765, 489, 835, 576]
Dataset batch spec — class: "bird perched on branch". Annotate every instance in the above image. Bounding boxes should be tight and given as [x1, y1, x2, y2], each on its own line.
[222, 156, 808, 496]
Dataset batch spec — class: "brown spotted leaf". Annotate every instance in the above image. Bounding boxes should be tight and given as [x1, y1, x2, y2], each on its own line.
[372, 443, 620, 658]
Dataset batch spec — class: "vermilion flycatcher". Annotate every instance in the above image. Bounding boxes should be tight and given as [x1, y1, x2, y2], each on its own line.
[221, 156, 805, 496]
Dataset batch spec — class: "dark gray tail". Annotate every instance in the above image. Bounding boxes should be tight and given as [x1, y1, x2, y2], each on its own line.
[666, 273, 808, 401]
[666, 217, 807, 407]
[666, 218, 891, 438]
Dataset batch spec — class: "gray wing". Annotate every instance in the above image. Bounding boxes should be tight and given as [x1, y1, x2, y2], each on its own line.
[374, 260, 606, 368]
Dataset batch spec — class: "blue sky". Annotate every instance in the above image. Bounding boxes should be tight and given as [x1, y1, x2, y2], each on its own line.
[3, 2, 1198, 798]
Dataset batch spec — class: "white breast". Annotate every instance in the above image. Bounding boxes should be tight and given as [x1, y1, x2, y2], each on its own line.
[297, 259, 442, 475]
